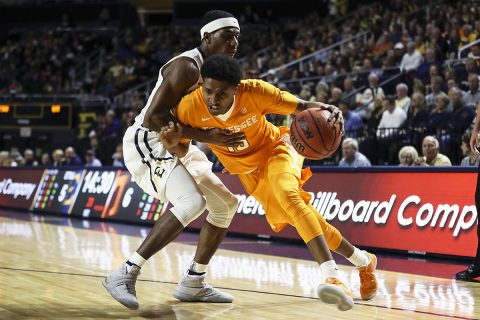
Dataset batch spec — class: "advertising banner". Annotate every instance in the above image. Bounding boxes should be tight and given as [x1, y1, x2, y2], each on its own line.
[193, 171, 477, 257]
[0, 168, 44, 209]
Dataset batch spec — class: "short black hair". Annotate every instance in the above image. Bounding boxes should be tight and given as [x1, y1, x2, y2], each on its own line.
[201, 55, 242, 86]
[200, 10, 235, 28]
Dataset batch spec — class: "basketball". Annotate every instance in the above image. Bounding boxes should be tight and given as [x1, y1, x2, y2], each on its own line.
[289, 108, 342, 160]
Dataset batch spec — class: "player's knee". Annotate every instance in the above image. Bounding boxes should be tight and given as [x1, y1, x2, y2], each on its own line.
[323, 225, 342, 250]
[207, 193, 238, 228]
[171, 192, 207, 227]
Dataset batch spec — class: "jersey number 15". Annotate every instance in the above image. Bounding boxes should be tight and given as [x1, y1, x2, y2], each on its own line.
[227, 138, 249, 152]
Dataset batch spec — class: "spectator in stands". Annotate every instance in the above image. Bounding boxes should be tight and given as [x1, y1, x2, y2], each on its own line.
[62, 146, 82, 166]
[458, 59, 479, 85]
[356, 73, 384, 120]
[420, 136, 452, 166]
[11, 151, 22, 166]
[405, 92, 429, 150]
[376, 95, 407, 138]
[465, 73, 480, 109]
[51, 149, 64, 167]
[0, 151, 9, 167]
[40, 153, 50, 166]
[406, 92, 429, 128]
[467, 44, 480, 60]
[426, 76, 447, 110]
[23, 149, 38, 166]
[447, 78, 465, 95]
[426, 94, 451, 136]
[339, 138, 371, 167]
[382, 49, 397, 69]
[298, 85, 314, 101]
[450, 87, 475, 134]
[460, 130, 480, 166]
[400, 42, 423, 73]
[415, 48, 439, 84]
[103, 109, 122, 137]
[328, 87, 343, 105]
[84, 150, 102, 167]
[315, 81, 329, 102]
[428, 65, 441, 86]
[446, 28, 461, 58]
[376, 95, 407, 164]
[2, 153, 17, 167]
[366, 94, 385, 135]
[393, 42, 405, 64]
[121, 110, 137, 135]
[395, 83, 411, 114]
[339, 101, 364, 138]
[342, 77, 357, 107]
[461, 24, 476, 46]
[427, 27, 448, 62]
[112, 144, 125, 167]
[398, 146, 419, 166]
[414, 35, 426, 55]
[373, 31, 393, 58]
[108, 57, 124, 79]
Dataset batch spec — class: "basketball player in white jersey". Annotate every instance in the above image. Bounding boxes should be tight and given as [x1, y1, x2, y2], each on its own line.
[103, 10, 243, 309]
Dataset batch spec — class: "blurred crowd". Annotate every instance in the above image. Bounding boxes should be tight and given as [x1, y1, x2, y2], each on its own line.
[0, 107, 133, 168]
[1, 0, 480, 167]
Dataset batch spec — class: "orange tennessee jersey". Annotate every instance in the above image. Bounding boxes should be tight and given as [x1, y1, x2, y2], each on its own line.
[176, 79, 298, 174]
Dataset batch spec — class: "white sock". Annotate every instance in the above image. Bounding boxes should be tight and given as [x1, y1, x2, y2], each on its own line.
[126, 252, 147, 271]
[320, 260, 339, 282]
[347, 248, 370, 267]
[188, 261, 208, 274]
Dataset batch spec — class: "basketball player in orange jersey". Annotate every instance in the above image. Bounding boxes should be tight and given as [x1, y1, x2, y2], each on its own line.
[164, 55, 379, 311]
[103, 11, 246, 309]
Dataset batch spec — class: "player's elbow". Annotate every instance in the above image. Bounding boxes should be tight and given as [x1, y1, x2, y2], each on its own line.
[143, 111, 169, 132]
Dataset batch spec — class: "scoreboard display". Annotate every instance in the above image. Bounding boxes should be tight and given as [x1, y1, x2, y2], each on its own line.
[72, 169, 118, 219]
[0, 103, 72, 128]
[113, 173, 169, 223]
[32, 168, 84, 214]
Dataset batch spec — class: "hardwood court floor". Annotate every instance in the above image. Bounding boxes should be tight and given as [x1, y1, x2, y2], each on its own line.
[0, 211, 478, 320]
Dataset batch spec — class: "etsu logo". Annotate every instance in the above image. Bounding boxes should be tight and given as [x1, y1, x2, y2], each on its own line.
[298, 117, 313, 139]
[154, 167, 165, 178]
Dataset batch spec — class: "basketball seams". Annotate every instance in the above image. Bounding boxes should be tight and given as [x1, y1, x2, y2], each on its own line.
[292, 117, 325, 158]
[290, 108, 342, 160]
[293, 112, 328, 159]
[306, 109, 331, 154]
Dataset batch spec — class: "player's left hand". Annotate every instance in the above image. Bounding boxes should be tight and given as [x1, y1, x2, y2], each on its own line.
[321, 103, 345, 134]
[159, 121, 183, 149]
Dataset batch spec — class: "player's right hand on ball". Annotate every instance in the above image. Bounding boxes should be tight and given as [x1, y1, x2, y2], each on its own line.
[205, 128, 246, 147]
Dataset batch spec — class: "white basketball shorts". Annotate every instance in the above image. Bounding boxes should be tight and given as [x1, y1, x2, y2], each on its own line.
[123, 125, 213, 202]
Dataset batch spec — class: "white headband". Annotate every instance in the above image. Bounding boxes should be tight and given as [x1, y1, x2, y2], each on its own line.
[200, 17, 240, 40]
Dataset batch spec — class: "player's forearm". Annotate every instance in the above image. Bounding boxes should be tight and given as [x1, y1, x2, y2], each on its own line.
[295, 100, 335, 113]
[181, 125, 209, 142]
